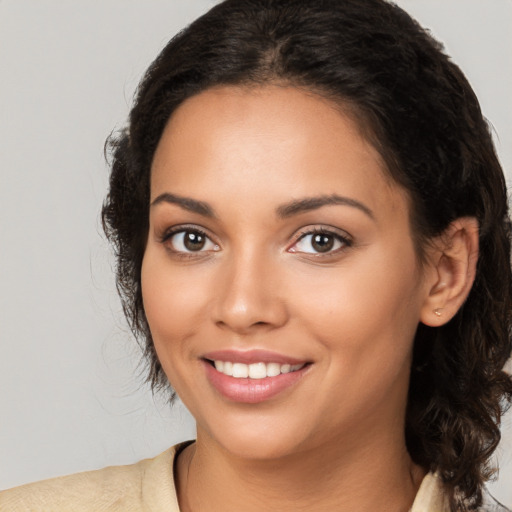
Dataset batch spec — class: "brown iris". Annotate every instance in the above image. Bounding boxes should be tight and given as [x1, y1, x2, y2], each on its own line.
[311, 233, 335, 253]
[184, 231, 206, 251]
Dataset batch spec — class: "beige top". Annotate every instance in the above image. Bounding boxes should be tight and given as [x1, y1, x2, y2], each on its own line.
[0, 442, 449, 511]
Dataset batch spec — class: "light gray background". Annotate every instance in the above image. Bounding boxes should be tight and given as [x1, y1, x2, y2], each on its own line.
[1, 0, 511, 505]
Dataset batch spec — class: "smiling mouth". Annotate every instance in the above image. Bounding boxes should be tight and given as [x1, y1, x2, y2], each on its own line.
[208, 360, 307, 379]
[202, 356, 311, 403]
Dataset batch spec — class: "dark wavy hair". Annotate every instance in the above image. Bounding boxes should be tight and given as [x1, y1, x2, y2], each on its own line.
[102, 0, 512, 509]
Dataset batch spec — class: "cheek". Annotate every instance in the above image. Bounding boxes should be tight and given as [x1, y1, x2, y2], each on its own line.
[140, 250, 210, 351]
[291, 252, 423, 418]
[290, 244, 423, 360]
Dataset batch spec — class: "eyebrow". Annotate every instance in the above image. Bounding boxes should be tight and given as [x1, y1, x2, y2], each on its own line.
[151, 192, 216, 218]
[151, 192, 374, 220]
[276, 194, 374, 220]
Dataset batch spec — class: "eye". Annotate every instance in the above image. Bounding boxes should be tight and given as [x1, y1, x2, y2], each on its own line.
[289, 228, 351, 255]
[163, 228, 219, 253]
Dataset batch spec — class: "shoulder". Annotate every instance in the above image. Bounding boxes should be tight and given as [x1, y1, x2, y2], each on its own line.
[0, 443, 188, 512]
[0, 460, 149, 512]
[480, 488, 511, 512]
[412, 473, 511, 512]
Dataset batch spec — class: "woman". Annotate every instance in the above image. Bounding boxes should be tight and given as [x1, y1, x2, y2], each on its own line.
[2, 0, 511, 510]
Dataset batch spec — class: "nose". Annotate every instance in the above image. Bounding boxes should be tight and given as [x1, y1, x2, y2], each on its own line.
[212, 250, 289, 334]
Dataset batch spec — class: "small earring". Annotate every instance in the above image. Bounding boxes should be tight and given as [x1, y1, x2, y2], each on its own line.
[434, 308, 442, 317]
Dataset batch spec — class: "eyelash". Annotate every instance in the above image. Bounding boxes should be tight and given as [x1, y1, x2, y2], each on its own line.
[159, 225, 352, 259]
[160, 225, 219, 259]
[290, 227, 353, 257]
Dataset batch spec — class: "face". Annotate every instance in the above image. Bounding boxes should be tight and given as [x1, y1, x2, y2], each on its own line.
[142, 85, 433, 461]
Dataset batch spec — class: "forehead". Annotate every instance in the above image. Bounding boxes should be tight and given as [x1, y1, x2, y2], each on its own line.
[150, 85, 408, 219]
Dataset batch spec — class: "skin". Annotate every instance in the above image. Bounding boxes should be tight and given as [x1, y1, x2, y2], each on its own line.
[141, 85, 478, 512]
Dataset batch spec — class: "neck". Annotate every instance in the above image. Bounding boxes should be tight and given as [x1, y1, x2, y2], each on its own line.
[176, 427, 426, 512]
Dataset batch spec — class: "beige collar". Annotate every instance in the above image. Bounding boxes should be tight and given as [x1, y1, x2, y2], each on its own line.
[410, 472, 449, 512]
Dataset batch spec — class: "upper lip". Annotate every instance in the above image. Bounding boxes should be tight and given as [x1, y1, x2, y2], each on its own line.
[202, 349, 309, 365]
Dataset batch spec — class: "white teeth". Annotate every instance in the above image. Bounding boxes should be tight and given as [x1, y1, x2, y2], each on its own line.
[223, 361, 233, 376]
[266, 362, 281, 377]
[232, 363, 249, 378]
[213, 360, 305, 379]
[249, 362, 267, 379]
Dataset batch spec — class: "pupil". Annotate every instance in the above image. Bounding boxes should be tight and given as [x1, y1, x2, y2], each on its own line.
[184, 232, 205, 251]
[312, 233, 334, 253]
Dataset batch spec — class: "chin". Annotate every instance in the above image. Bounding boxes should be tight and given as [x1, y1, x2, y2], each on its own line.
[198, 414, 311, 462]
[218, 435, 301, 462]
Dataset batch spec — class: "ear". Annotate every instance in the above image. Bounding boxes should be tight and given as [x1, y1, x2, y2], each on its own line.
[420, 217, 479, 327]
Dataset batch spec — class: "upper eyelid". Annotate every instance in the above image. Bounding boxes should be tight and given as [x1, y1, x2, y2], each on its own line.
[292, 225, 352, 242]
[160, 223, 213, 241]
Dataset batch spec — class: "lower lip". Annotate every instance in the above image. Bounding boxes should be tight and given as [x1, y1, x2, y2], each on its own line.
[203, 361, 309, 404]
